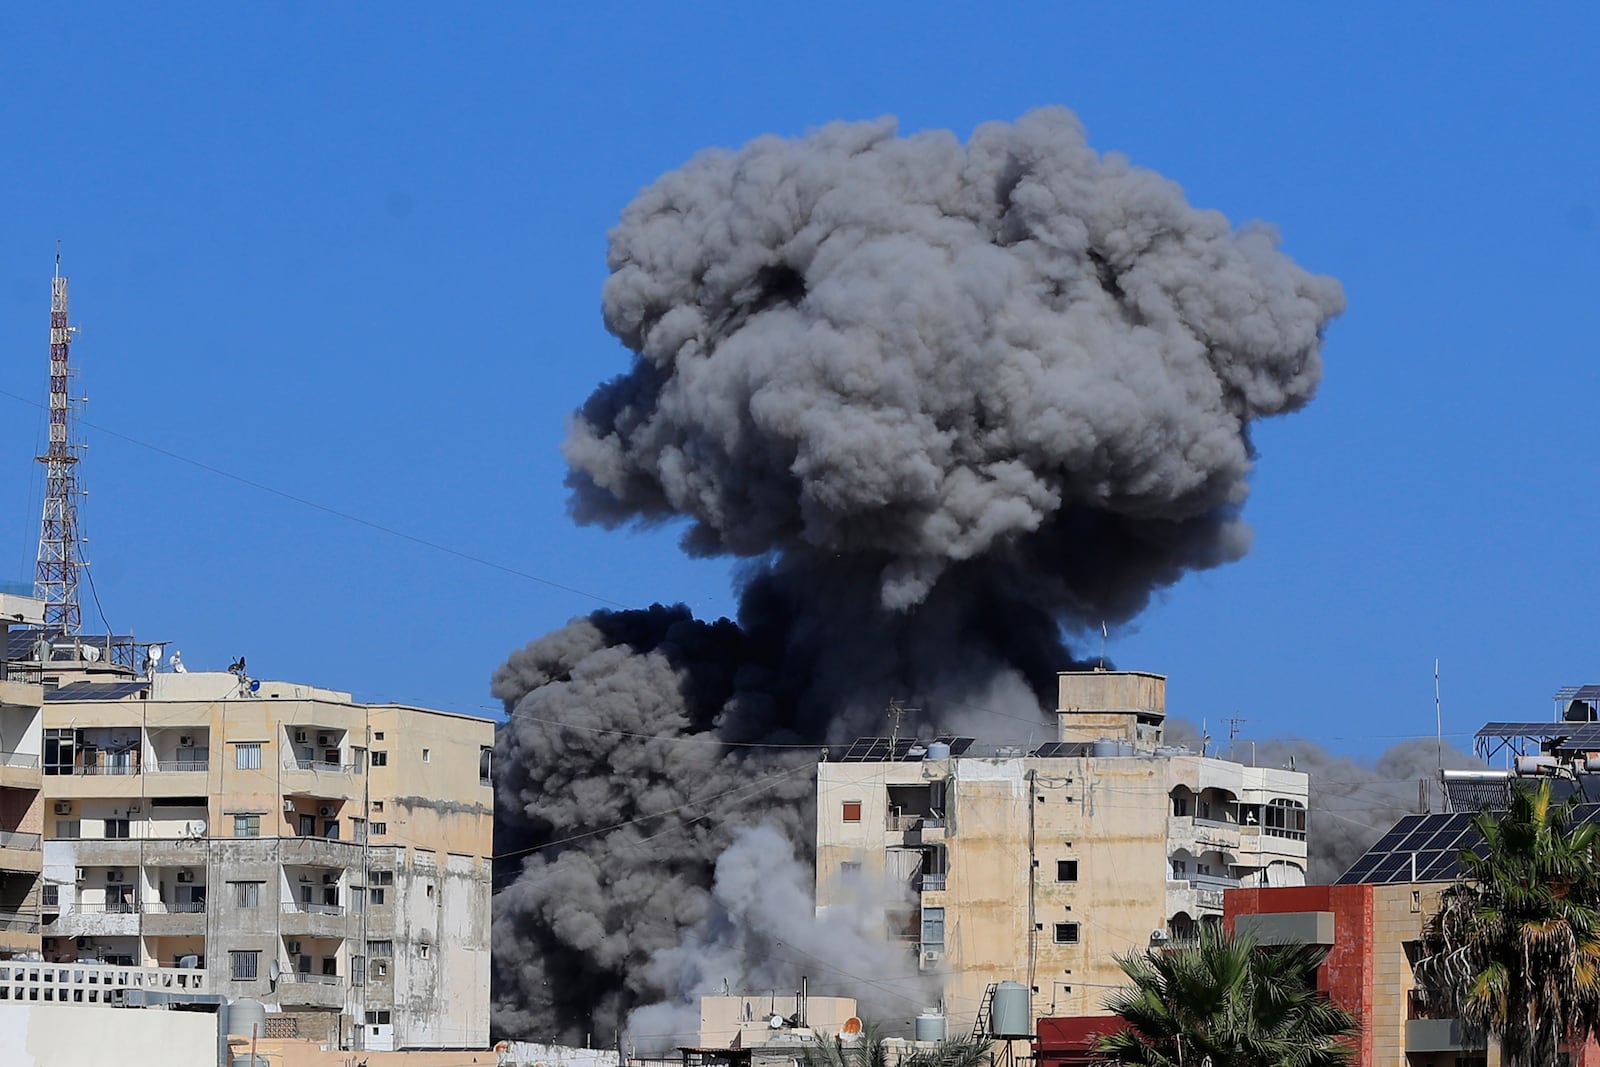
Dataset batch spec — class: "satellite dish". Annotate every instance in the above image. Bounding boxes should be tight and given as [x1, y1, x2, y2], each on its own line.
[268, 959, 281, 982]
[249, 679, 261, 693]
[769, 1015, 785, 1030]
[187, 820, 207, 838]
[149, 645, 163, 663]
[841, 1017, 862, 1036]
[171, 651, 186, 674]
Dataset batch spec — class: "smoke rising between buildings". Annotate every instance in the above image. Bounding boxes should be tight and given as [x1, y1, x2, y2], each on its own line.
[492, 108, 1345, 1044]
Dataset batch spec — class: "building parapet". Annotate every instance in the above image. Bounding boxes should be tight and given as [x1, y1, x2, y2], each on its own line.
[0, 960, 207, 1004]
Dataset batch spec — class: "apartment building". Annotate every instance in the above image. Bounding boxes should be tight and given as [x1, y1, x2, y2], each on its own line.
[814, 670, 1309, 1035]
[0, 593, 47, 961]
[22, 658, 492, 1052]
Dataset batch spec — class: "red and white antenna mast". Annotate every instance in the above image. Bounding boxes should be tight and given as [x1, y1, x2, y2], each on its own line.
[34, 249, 87, 634]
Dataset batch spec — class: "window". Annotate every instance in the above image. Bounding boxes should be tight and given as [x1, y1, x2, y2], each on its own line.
[351, 886, 365, 914]
[840, 861, 862, 878]
[365, 1010, 391, 1025]
[232, 881, 261, 908]
[371, 822, 387, 836]
[42, 885, 58, 907]
[1197, 863, 1213, 877]
[43, 728, 75, 776]
[234, 743, 262, 770]
[1197, 800, 1211, 820]
[479, 746, 493, 784]
[366, 939, 393, 957]
[233, 815, 261, 838]
[298, 815, 315, 837]
[55, 819, 80, 840]
[1265, 799, 1308, 840]
[920, 907, 945, 948]
[373, 959, 388, 978]
[351, 955, 365, 986]
[230, 950, 260, 980]
[373, 731, 385, 741]
[370, 751, 388, 767]
[104, 818, 129, 839]
[372, 800, 384, 812]
[421, 748, 430, 763]
[1172, 860, 1188, 878]
[1056, 859, 1078, 882]
[1172, 796, 1189, 817]
[321, 956, 338, 977]
[1054, 922, 1081, 944]
[323, 820, 339, 839]
[351, 818, 367, 843]
[842, 801, 862, 823]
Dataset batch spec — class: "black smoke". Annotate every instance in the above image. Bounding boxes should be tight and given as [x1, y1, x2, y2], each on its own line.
[492, 108, 1344, 1044]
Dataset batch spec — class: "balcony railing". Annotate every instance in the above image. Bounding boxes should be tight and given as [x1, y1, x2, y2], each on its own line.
[886, 813, 945, 832]
[292, 759, 356, 774]
[0, 752, 39, 769]
[144, 901, 206, 914]
[150, 760, 209, 774]
[61, 901, 139, 914]
[283, 971, 341, 986]
[0, 918, 40, 933]
[282, 901, 344, 916]
[71, 764, 139, 777]
[918, 874, 947, 892]
[0, 831, 41, 850]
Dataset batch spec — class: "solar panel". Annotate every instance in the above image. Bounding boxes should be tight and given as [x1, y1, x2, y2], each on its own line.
[1337, 804, 1600, 884]
[1475, 721, 1576, 740]
[45, 681, 149, 702]
[1032, 741, 1092, 757]
[1559, 724, 1600, 750]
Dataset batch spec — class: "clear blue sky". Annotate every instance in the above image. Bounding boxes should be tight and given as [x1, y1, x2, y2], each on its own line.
[1, 5, 1596, 753]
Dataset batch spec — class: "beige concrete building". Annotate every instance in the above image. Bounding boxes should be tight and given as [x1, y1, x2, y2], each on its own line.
[0, 595, 48, 961]
[6, 648, 494, 1053]
[814, 671, 1308, 1036]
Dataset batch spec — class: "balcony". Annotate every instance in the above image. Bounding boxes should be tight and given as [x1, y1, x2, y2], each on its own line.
[886, 813, 946, 844]
[277, 836, 359, 868]
[276, 971, 347, 1008]
[0, 678, 43, 710]
[0, 917, 40, 955]
[280, 901, 349, 938]
[0, 752, 40, 790]
[147, 760, 209, 775]
[917, 873, 947, 893]
[1166, 878, 1231, 918]
[0, 830, 41, 874]
[293, 759, 356, 774]
[142, 900, 207, 936]
[0, 961, 208, 1004]
[46, 902, 141, 937]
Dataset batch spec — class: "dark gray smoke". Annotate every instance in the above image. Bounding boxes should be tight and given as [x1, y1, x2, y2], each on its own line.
[493, 108, 1344, 1044]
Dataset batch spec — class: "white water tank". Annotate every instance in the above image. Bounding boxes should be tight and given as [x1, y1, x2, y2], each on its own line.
[915, 1012, 946, 1042]
[228, 998, 267, 1038]
[927, 741, 952, 760]
[989, 982, 1031, 1038]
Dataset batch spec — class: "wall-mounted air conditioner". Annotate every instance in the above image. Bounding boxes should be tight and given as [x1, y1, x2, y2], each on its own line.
[177, 871, 194, 883]
[1150, 929, 1169, 941]
[74, 868, 85, 883]
[918, 948, 941, 970]
[178, 736, 195, 748]
[317, 734, 331, 747]
[106, 870, 123, 883]
[294, 730, 308, 744]
[287, 940, 302, 954]
[322, 873, 338, 885]
[53, 802, 72, 816]
[318, 806, 333, 817]
[283, 800, 296, 813]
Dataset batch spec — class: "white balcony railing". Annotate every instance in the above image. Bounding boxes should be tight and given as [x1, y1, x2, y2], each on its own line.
[283, 971, 341, 986]
[0, 830, 41, 850]
[144, 901, 206, 915]
[0, 752, 39, 769]
[150, 760, 209, 774]
[281, 901, 343, 917]
[292, 759, 356, 774]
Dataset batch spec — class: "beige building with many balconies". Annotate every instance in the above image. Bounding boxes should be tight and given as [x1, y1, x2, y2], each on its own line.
[0, 593, 48, 961]
[814, 670, 1308, 1037]
[6, 651, 494, 1052]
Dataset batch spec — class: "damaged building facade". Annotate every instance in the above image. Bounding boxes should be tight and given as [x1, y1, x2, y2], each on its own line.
[815, 670, 1309, 1034]
[0, 642, 493, 1052]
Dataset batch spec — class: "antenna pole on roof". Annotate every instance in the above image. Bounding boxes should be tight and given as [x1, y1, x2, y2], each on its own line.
[1434, 659, 1444, 794]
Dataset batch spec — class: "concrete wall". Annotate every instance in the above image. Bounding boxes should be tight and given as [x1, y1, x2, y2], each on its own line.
[0, 1002, 218, 1065]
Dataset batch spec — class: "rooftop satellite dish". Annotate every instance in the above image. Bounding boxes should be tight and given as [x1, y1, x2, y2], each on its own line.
[769, 1015, 785, 1030]
[249, 679, 261, 693]
[841, 1017, 862, 1036]
[170, 651, 186, 674]
[149, 645, 162, 663]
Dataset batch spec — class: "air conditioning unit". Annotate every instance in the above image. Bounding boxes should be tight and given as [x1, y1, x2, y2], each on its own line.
[299, 874, 312, 883]
[318, 806, 333, 817]
[126, 804, 141, 814]
[317, 734, 331, 747]
[1150, 929, 1169, 942]
[74, 868, 85, 883]
[41, 938, 57, 952]
[106, 871, 123, 883]
[283, 800, 296, 813]
[287, 941, 302, 954]
[322, 873, 338, 885]
[294, 730, 308, 744]
[178, 736, 195, 748]
[918, 948, 941, 970]
[177, 871, 194, 883]
[53, 802, 72, 816]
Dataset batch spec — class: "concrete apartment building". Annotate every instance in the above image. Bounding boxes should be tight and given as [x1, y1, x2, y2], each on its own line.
[0, 594, 47, 960]
[0, 634, 495, 1053]
[814, 670, 1309, 1034]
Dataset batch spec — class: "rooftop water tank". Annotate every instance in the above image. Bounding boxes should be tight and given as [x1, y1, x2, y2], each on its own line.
[227, 998, 267, 1038]
[915, 1012, 947, 1042]
[989, 981, 1030, 1038]
[926, 741, 952, 760]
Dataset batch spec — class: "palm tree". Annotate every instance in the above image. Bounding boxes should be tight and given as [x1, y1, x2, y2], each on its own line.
[1093, 925, 1357, 1067]
[1414, 779, 1600, 1067]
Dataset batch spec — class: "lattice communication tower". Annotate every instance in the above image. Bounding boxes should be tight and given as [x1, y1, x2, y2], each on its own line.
[34, 254, 86, 634]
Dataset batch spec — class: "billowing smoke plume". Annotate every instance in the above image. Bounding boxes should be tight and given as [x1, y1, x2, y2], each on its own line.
[493, 108, 1344, 1044]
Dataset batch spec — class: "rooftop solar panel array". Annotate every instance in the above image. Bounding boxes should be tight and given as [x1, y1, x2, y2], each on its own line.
[1337, 804, 1600, 885]
[45, 681, 149, 702]
[833, 735, 976, 761]
[1475, 721, 1578, 740]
